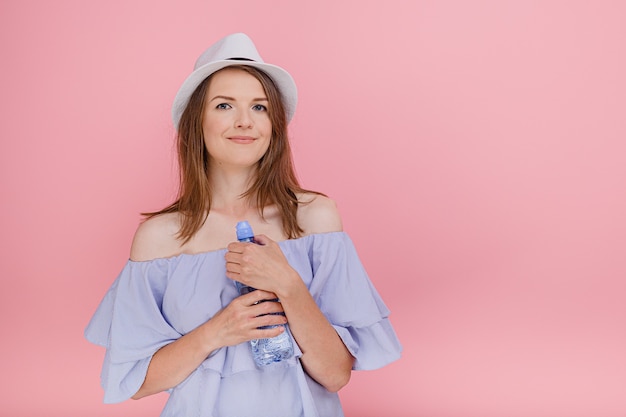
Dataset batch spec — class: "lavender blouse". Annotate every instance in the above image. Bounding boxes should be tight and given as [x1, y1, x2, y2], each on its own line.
[85, 232, 402, 417]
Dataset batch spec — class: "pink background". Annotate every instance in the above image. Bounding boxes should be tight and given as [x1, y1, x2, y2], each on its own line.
[1, 1, 625, 416]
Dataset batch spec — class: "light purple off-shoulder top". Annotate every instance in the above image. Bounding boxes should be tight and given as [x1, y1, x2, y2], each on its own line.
[85, 232, 402, 417]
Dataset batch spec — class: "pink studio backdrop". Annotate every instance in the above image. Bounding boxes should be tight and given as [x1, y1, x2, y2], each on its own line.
[1, 1, 625, 416]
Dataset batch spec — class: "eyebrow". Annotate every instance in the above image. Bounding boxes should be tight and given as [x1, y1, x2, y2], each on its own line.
[209, 95, 268, 103]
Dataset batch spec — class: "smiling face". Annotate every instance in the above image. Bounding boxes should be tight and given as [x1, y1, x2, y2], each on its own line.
[202, 67, 272, 171]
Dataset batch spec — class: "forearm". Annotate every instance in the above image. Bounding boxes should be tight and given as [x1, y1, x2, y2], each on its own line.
[132, 290, 287, 399]
[132, 322, 218, 399]
[278, 273, 354, 392]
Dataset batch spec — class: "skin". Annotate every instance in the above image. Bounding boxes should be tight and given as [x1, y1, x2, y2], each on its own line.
[129, 68, 354, 399]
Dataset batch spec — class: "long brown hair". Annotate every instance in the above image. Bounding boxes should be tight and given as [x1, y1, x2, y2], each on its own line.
[143, 65, 319, 244]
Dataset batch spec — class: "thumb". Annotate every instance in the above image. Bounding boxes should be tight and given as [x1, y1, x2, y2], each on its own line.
[252, 234, 273, 246]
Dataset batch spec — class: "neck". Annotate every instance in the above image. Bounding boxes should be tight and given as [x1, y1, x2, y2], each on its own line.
[208, 165, 259, 216]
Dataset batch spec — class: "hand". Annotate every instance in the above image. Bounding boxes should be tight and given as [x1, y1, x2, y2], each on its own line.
[224, 234, 296, 295]
[209, 289, 287, 347]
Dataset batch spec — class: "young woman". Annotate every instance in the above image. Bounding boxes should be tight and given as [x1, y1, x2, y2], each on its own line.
[86, 33, 401, 417]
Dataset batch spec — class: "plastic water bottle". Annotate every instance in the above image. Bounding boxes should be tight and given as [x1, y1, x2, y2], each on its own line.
[235, 220, 294, 366]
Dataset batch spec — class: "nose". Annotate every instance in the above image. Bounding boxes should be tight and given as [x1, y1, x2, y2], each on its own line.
[235, 108, 253, 129]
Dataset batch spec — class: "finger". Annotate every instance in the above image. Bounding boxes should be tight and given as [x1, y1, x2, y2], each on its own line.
[241, 289, 277, 302]
[255, 291, 281, 305]
[251, 299, 285, 316]
[224, 269, 241, 285]
[226, 241, 246, 253]
[225, 262, 243, 277]
[250, 325, 286, 340]
[253, 315, 288, 329]
[251, 234, 272, 245]
[224, 251, 238, 263]
[236, 290, 272, 306]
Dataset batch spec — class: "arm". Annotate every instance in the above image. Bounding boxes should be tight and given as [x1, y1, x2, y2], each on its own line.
[132, 289, 288, 399]
[275, 264, 355, 392]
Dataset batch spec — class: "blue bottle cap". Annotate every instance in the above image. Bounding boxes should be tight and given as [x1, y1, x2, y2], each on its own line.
[236, 220, 254, 241]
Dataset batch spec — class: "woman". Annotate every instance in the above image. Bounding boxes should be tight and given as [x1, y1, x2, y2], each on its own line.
[85, 33, 401, 417]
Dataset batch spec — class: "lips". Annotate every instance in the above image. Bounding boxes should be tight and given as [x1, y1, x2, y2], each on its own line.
[228, 136, 256, 144]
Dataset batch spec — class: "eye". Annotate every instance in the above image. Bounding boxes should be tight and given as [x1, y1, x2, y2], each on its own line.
[216, 103, 231, 110]
[252, 104, 267, 112]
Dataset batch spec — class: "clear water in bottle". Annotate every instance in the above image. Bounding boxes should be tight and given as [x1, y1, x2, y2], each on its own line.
[235, 221, 294, 366]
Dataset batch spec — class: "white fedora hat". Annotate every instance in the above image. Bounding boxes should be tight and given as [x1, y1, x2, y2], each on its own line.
[171, 33, 297, 129]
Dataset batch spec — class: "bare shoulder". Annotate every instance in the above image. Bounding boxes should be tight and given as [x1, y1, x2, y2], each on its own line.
[297, 192, 343, 235]
[130, 212, 183, 261]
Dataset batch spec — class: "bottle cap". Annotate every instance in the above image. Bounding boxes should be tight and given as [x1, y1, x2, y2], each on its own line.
[236, 220, 254, 241]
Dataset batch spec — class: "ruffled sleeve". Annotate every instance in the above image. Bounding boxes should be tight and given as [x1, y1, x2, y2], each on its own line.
[84, 258, 181, 403]
[306, 233, 402, 370]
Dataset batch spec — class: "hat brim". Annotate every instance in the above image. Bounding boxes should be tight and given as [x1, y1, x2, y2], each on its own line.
[172, 60, 297, 129]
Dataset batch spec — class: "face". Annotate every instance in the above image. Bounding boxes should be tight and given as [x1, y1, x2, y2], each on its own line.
[202, 67, 272, 171]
